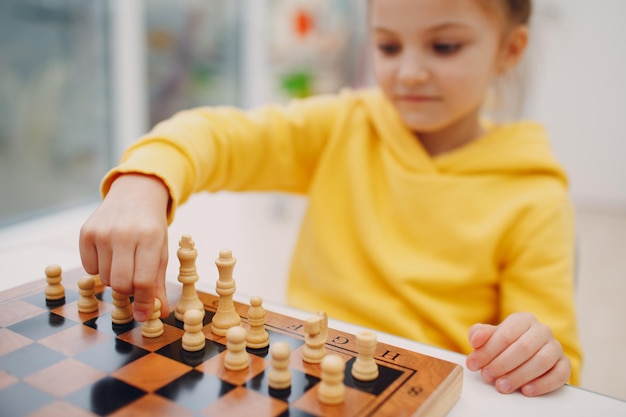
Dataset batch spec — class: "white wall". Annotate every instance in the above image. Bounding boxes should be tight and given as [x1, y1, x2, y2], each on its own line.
[525, 0, 626, 211]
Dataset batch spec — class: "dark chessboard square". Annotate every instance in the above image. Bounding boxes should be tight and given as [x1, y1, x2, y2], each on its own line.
[66, 376, 146, 416]
[344, 357, 404, 396]
[23, 289, 79, 310]
[0, 343, 66, 378]
[247, 367, 320, 404]
[83, 312, 140, 337]
[0, 382, 55, 417]
[156, 369, 235, 412]
[156, 338, 224, 367]
[267, 329, 306, 353]
[161, 309, 215, 329]
[277, 409, 318, 417]
[74, 337, 149, 373]
[8, 311, 77, 340]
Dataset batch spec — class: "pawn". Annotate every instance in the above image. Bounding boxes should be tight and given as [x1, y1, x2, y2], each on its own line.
[45, 265, 65, 301]
[318, 354, 346, 405]
[92, 274, 105, 293]
[268, 342, 292, 390]
[182, 309, 206, 352]
[224, 325, 249, 371]
[351, 331, 379, 382]
[111, 291, 133, 325]
[302, 315, 326, 364]
[246, 296, 269, 349]
[142, 298, 164, 338]
[77, 276, 98, 313]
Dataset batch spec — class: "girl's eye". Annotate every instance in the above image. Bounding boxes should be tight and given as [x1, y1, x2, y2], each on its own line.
[377, 43, 401, 55]
[433, 43, 462, 55]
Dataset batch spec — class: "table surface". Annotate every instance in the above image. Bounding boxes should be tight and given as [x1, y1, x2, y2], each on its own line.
[242, 289, 626, 417]
[2, 275, 624, 417]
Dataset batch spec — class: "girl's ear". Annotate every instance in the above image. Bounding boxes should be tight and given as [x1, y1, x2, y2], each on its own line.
[498, 25, 529, 75]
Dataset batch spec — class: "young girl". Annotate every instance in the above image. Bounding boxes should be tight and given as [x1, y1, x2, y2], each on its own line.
[80, 0, 582, 397]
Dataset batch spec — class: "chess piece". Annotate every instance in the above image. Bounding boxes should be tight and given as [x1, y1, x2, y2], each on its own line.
[92, 274, 105, 293]
[318, 354, 346, 405]
[77, 276, 98, 313]
[246, 296, 269, 349]
[351, 331, 379, 381]
[211, 249, 241, 336]
[142, 298, 164, 338]
[44, 265, 65, 301]
[224, 325, 249, 371]
[268, 342, 292, 390]
[175, 235, 204, 321]
[111, 290, 133, 325]
[302, 315, 327, 363]
[182, 309, 206, 352]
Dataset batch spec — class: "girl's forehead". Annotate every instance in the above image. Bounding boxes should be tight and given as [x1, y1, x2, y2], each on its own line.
[370, 0, 499, 32]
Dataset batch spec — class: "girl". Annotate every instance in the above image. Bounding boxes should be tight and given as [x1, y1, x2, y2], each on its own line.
[80, 0, 582, 397]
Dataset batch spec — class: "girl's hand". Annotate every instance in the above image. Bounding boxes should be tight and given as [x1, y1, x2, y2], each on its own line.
[79, 174, 171, 322]
[466, 312, 571, 396]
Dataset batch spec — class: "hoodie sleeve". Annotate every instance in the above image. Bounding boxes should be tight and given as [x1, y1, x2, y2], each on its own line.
[100, 93, 348, 222]
[499, 189, 582, 385]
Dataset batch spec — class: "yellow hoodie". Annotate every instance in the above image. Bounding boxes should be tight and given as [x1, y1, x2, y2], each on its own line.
[104, 88, 582, 383]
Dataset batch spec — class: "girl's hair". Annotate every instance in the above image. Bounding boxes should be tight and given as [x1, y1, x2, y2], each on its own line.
[487, 0, 532, 26]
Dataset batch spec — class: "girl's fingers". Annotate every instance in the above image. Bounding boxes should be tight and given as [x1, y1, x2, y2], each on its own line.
[492, 338, 563, 393]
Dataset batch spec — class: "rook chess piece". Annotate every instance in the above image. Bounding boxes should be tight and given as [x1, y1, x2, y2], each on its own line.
[224, 325, 249, 371]
[302, 314, 327, 363]
[44, 265, 65, 302]
[268, 342, 291, 390]
[111, 291, 133, 325]
[211, 249, 241, 336]
[182, 309, 206, 352]
[175, 235, 204, 321]
[77, 276, 98, 313]
[318, 354, 346, 405]
[246, 296, 269, 349]
[142, 298, 164, 338]
[351, 331, 379, 381]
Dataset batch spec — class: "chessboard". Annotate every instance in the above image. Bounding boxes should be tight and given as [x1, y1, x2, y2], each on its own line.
[0, 239, 463, 417]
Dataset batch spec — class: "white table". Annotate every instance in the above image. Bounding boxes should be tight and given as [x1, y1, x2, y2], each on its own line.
[251, 294, 626, 417]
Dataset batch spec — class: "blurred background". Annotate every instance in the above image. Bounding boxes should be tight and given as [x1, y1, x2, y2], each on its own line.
[0, 0, 624, 401]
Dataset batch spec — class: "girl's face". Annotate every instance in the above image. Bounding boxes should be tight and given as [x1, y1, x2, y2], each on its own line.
[370, 0, 520, 137]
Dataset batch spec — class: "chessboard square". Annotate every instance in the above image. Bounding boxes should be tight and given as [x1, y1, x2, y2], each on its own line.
[23, 358, 106, 398]
[247, 368, 320, 404]
[112, 352, 193, 393]
[8, 311, 78, 341]
[202, 386, 289, 417]
[266, 329, 306, 352]
[156, 338, 224, 368]
[23, 289, 80, 309]
[344, 357, 405, 396]
[0, 369, 19, 390]
[0, 300, 46, 327]
[293, 384, 377, 417]
[108, 393, 195, 417]
[0, 343, 66, 378]
[25, 400, 98, 417]
[156, 369, 236, 412]
[38, 323, 112, 356]
[51, 299, 113, 323]
[0, 327, 34, 356]
[0, 382, 55, 417]
[117, 322, 184, 352]
[196, 350, 269, 386]
[83, 312, 140, 337]
[74, 337, 149, 373]
[65, 376, 146, 416]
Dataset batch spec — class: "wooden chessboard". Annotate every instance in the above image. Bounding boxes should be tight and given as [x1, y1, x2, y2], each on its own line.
[0, 267, 463, 417]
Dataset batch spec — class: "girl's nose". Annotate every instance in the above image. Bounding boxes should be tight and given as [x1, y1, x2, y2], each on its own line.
[397, 55, 429, 86]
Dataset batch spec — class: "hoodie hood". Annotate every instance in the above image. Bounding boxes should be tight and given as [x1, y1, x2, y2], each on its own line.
[362, 88, 568, 187]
